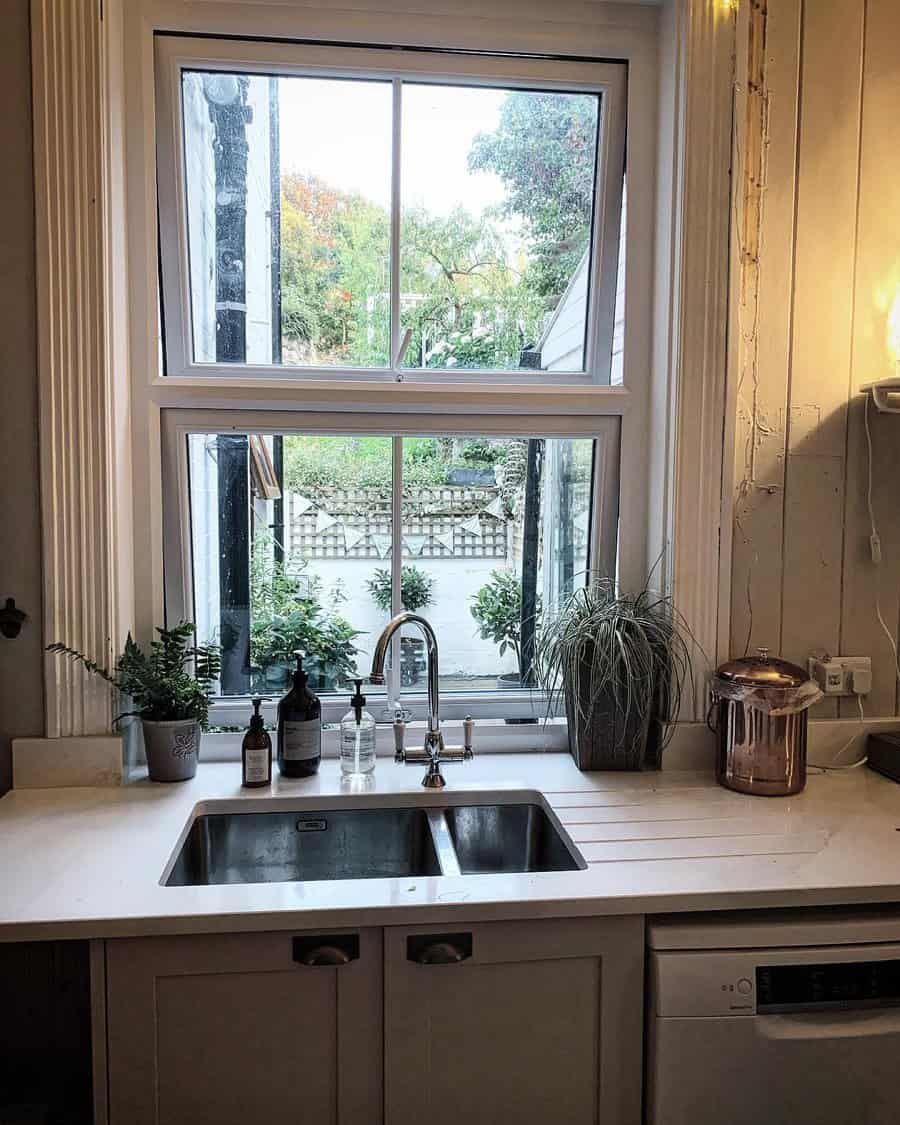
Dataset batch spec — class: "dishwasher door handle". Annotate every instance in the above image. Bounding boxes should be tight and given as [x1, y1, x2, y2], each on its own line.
[758, 1009, 900, 1041]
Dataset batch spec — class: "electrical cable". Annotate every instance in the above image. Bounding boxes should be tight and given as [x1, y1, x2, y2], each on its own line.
[808, 691, 868, 773]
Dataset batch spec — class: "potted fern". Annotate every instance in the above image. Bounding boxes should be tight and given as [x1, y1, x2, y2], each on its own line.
[47, 623, 220, 782]
[535, 579, 693, 771]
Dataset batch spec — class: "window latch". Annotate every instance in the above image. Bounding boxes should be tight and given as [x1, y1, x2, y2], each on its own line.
[394, 327, 413, 378]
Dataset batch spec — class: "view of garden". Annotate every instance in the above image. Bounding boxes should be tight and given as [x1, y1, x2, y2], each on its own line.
[274, 81, 599, 370]
[230, 433, 593, 697]
[183, 75, 603, 698]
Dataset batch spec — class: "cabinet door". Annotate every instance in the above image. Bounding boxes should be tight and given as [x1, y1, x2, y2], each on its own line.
[384, 916, 643, 1125]
[107, 928, 382, 1125]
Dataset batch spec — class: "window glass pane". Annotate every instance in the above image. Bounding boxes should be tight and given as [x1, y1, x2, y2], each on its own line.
[187, 433, 392, 702]
[399, 84, 599, 375]
[397, 436, 594, 694]
[186, 429, 603, 712]
[181, 72, 392, 368]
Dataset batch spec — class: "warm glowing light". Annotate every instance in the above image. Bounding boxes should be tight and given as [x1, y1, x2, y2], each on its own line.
[888, 291, 900, 367]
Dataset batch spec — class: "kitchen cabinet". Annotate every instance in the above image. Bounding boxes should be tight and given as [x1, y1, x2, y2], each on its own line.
[106, 915, 643, 1125]
[106, 927, 382, 1125]
[385, 916, 643, 1125]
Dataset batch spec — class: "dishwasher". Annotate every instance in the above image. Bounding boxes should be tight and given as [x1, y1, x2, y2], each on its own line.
[647, 908, 900, 1125]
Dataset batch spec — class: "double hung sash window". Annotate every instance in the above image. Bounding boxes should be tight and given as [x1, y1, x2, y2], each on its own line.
[154, 36, 627, 726]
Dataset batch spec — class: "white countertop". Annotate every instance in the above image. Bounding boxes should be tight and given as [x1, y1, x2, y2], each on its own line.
[3, 753, 900, 941]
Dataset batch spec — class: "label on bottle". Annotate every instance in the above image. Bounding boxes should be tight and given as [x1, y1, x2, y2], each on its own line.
[243, 747, 269, 784]
[341, 727, 376, 757]
[282, 719, 321, 761]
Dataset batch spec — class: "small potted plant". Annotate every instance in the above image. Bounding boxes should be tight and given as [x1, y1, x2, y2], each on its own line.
[47, 623, 220, 782]
[470, 569, 540, 690]
[535, 578, 694, 771]
[367, 565, 435, 615]
[367, 566, 435, 686]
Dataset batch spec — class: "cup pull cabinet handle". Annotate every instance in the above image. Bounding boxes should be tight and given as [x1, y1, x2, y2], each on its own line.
[407, 932, 473, 964]
[293, 934, 360, 966]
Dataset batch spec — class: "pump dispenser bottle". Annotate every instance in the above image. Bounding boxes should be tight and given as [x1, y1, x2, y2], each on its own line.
[242, 697, 272, 788]
[277, 651, 322, 778]
[340, 679, 376, 774]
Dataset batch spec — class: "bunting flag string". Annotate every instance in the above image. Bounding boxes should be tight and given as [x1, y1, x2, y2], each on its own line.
[482, 495, 506, 521]
[370, 533, 392, 558]
[292, 494, 315, 516]
[342, 526, 366, 552]
[460, 515, 483, 539]
[315, 510, 338, 536]
[433, 528, 456, 554]
[403, 534, 428, 557]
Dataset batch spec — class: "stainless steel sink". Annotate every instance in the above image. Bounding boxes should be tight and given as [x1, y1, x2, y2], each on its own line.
[166, 807, 441, 886]
[445, 803, 584, 874]
[164, 794, 585, 887]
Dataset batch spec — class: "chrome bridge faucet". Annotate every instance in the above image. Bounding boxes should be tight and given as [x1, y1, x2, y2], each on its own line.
[369, 611, 474, 789]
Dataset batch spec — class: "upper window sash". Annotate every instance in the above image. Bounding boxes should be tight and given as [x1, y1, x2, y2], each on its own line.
[154, 35, 627, 387]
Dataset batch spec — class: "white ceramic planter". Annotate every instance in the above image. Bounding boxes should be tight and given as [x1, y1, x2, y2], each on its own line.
[141, 719, 200, 782]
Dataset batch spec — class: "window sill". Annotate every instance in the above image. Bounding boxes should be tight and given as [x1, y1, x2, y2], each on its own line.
[200, 717, 569, 762]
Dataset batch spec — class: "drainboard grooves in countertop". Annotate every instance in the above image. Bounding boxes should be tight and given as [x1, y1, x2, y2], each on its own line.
[547, 787, 732, 809]
[556, 800, 757, 824]
[578, 829, 830, 864]
[565, 816, 795, 843]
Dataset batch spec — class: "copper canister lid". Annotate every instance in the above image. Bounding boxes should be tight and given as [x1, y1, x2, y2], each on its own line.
[713, 646, 810, 689]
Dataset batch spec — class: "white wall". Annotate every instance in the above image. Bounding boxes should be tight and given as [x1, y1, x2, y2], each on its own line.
[540, 253, 589, 372]
[305, 556, 516, 681]
[729, 0, 900, 718]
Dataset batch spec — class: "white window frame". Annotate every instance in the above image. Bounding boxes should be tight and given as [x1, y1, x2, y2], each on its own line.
[162, 409, 621, 728]
[32, 0, 742, 752]
[154, 36, 627, 387]
[104, 0, 676, 760]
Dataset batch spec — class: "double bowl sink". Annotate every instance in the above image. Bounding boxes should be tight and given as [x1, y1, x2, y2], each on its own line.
[164, 792, 586, 887]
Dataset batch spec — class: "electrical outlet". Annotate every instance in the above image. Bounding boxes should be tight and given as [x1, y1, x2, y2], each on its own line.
[808, 655, 872, 696]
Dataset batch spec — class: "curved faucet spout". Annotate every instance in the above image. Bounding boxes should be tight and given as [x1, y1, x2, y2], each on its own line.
[370, 612, 440, 737]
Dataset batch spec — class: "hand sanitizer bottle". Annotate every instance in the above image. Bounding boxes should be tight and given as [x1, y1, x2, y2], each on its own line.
[340, 679, 376, 775]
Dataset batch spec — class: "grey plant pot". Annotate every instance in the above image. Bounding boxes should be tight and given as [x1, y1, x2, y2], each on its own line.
[564, 673, 662, 772]
[141, 719, 201, 782]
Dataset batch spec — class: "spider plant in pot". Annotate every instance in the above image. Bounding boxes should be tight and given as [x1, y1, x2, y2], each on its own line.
[535, 578, 693, 771]
[47, 623, 220, 782]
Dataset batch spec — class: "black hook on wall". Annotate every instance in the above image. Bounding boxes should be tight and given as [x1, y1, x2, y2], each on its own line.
[0, 598, 27, 639]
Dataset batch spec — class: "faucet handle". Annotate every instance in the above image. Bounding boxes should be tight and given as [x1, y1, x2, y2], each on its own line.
[393, 711, 407, 763]
[463, 715, 475, 760]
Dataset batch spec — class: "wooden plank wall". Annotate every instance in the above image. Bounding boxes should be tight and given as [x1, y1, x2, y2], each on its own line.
[729, 0, 900, 718]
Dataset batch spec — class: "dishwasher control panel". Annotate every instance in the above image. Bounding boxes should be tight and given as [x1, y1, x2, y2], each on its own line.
[757, 958, 900, 1013]
[652, 945, 900, 1018]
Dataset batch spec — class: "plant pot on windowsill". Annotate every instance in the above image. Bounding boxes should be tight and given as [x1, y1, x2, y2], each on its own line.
[141, 718, 202, 782]
[536, 579, 694, 772]
[563, 673, 664, 771]
[46, 622, 220, 784]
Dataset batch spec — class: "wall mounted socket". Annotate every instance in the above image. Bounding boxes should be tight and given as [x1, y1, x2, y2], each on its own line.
[808, 655, 872, 697]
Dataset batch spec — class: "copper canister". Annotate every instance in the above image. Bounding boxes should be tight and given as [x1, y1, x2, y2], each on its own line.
[709, 648, 822, 797]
